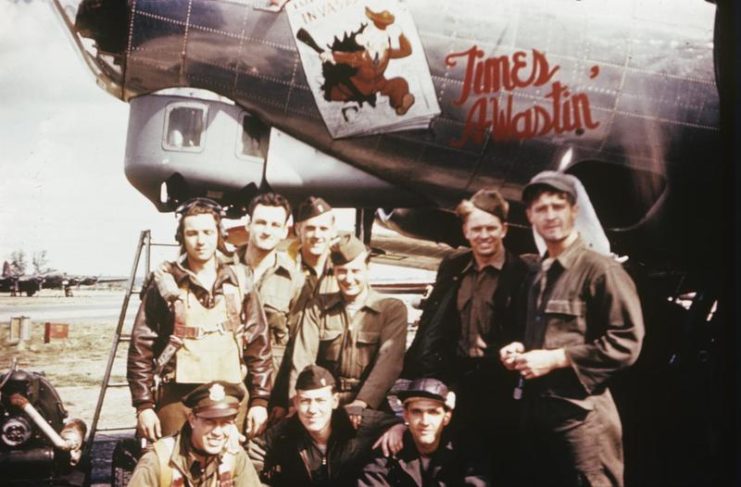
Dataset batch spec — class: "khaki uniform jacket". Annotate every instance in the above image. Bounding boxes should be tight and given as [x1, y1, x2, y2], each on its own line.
[270, 249, 338, 409]
[240, 250, 304, 350]
[288, 289, 407, 408]
[127, 258, 272, 411]
[128, 427, 260, 486]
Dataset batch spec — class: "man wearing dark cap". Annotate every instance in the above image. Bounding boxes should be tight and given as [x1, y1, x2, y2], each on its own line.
[288, 234, 408, 429]
[129, 381, 261, 486]
[500, 170, 644, 487]
[262, 365, 404, 486]
[359, 378, 490, 486]
[269, 195, 339, 421]
[402, 188, 529, 483]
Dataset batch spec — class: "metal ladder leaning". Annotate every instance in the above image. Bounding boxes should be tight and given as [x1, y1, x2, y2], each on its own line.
[83, 230, 178, 462]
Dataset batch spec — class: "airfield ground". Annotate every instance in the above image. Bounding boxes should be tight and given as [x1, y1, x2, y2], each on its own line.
[0, 281, 427, 485]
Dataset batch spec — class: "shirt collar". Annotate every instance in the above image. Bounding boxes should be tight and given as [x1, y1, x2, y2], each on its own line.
[544, 234, 584, 270]
[324, 288, 383, 313]
[170, 427, 222, 483]
[171, 254, 239, 290]
[461, 248, 506, 274]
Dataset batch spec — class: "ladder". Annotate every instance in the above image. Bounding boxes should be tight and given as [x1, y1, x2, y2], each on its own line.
[83, 230, 178, 461]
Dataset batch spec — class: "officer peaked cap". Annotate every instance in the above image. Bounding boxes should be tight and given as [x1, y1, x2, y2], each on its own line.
[182, 381, 244, 418]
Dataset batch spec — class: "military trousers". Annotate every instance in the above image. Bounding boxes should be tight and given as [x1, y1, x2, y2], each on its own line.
[520, 391, 624, 487]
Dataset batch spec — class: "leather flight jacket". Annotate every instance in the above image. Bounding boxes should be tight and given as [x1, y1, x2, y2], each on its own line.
[127, 260, 273, 411]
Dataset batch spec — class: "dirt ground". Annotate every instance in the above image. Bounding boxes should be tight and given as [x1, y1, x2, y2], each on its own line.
[1, 294, 137, 485]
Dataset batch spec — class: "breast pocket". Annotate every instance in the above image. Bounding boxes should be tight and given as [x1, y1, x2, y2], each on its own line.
[355, 331, 380, 369]
[318, 328, 344, 364]
[261, 290, 291, 314]
[543, 299, 586, 349]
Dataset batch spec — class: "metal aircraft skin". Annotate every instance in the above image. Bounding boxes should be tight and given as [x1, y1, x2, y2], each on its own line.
[54, 0, 724, 285]
[51, 1, 732, 484]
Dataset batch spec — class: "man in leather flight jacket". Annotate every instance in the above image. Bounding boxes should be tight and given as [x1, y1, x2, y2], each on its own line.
[127, 198, 273, 442]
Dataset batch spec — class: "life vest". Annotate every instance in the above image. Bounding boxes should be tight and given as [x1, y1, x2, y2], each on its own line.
[172, 266, 245, 384]
[153, 436, 236, 487]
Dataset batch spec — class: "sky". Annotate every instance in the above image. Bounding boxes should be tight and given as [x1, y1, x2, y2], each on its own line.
[0, 1, 178, 276]
[0, 0, 366, 277]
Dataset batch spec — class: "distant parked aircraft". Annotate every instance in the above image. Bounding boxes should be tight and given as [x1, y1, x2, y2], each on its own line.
[0, 261, 125, 297]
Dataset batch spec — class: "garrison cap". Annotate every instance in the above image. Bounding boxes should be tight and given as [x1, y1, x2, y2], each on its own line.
[398, 378, 456, 410]
[330, 234, 368, 265]
[522, 171, 578, 205]
[182, 381, 244, 419]
[296, 365, 336, 391]
[296, 196, 332, 223]
[470, 188, 509, 222]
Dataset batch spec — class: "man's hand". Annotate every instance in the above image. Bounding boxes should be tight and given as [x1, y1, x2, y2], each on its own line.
[136, 408, 161, 442]
[514, 348, 570, 379]
[223, 423, 246, 454]
[499, 342, 525, 370]
[344, 399, 367, 429]
[268, 406, 288, 425]
[373, 423, 406, 457]
[246, 405, 268, 438]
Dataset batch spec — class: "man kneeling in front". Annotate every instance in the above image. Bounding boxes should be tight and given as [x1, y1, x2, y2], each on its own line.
[129, 381, 260, 486]
[359, 378, 490, 486]
[262, 365, 404, 486]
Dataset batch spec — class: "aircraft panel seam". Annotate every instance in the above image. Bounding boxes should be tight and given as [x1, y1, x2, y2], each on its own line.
[130, 9, 295, 51]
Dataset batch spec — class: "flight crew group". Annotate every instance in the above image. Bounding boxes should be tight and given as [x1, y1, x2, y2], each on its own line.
[126, 170, 645, 487]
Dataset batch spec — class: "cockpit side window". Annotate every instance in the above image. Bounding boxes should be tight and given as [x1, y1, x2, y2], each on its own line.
[237, 113, 269, 162]
[163, 103, 207, 152]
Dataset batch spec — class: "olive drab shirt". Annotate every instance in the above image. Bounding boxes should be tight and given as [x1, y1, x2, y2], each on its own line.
[269, 248, 339, 409]
[456, 249, 506, 357]
[524, 237, 644, 399]
[241, 250, 304, 371]
[288, 289, 408, 408]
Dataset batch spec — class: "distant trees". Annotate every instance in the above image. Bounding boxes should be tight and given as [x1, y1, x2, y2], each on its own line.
[32, 251, 49, 274]
[5, 250, 51, 275]
[8, 250, 27, 275]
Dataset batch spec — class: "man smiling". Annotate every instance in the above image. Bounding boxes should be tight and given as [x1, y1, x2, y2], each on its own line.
[359, 378, 490, 486]
[288, 235, 407, 428]
[129, 381, 260, 486]
[262, 365, 403, 486]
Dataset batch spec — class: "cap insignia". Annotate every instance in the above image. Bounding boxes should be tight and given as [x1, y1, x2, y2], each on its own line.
[209, 383, 226, 401]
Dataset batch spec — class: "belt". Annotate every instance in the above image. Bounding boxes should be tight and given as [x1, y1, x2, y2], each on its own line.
[338, 377, 361, 392]
[173, 321, 234, 339]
